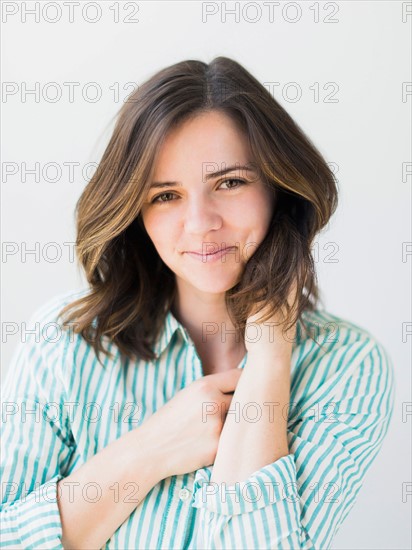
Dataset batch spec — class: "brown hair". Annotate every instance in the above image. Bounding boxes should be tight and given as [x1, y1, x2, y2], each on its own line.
[57, 56, 338, 366]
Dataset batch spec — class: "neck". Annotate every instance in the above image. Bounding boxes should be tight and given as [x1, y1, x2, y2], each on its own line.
[170, 284, 246, 370]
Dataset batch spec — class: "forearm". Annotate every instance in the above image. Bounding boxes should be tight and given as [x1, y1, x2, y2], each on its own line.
[210, 348, 292, 485]
[57, 424, 165, 549]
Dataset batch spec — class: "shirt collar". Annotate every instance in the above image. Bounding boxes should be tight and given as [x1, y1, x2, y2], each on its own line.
[152, 309, 191, 358]
[152, 309, 307, 359]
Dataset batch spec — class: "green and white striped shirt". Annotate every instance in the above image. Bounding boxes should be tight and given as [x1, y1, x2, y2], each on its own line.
[1, 288, 395, 549]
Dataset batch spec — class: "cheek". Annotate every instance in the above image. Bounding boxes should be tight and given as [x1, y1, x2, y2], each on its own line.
[144, 214, 177, 255]
[141, 213, 160, 248]
[244, 192, 273, 226]
[149, 230, 169, 254]
[257, 190, 275, 223]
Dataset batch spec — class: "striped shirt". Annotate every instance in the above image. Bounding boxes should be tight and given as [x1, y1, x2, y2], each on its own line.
[1, 288, 395, 549]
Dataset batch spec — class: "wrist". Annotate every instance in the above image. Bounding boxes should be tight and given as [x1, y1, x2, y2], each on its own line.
[124, 423, 168, 485]
[246, 319, 295, 346]
[245, 338, 293, 360]
[244, 344, 292, 375]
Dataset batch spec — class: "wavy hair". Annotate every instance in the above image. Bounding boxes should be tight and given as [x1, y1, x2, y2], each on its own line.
[57, 56, 338, 366]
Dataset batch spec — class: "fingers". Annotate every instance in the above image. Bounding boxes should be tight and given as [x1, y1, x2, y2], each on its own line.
[219, 392, 235, 407]
[207, 368, 243, 393]
[220, 393, 234, 421]
[204, 393, 234, 421]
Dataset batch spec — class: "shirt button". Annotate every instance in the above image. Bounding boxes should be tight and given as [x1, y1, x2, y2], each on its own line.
[178, 488, 191, 501]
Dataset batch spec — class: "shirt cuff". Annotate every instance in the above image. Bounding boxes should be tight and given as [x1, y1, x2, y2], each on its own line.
[192, 453, 297, 516]
[2, 473, 65, 549]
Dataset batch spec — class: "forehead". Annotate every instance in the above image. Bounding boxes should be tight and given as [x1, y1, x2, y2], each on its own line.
[152, 111, 252, 180]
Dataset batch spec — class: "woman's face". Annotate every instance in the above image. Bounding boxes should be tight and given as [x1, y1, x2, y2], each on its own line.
[140, 110, 276, 295]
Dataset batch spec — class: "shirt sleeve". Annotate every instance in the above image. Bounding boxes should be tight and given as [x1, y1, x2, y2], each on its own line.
[191, 339, 395, 550]
[1, 308, 75, 549]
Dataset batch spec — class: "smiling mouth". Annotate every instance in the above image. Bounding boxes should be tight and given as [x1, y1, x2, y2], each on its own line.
[183, 246, 238, 263]
[185, 246, 235, 256]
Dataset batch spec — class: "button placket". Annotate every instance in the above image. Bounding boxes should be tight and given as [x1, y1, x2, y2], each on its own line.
[178, 487, 192, 501]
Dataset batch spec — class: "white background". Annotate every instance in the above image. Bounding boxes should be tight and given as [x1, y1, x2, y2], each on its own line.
[1, 1, 411, 548]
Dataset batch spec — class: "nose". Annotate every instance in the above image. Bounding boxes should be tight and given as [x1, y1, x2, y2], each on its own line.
[183, 193, 222, 235]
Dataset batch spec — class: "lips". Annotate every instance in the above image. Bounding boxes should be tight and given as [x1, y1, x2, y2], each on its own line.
[185, 246, 234, 255]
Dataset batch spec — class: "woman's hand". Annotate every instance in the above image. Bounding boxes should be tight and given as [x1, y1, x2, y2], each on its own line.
[245, 280, 298, 357]
[209, 281, 299, 484]
[139, 368, 242, 479]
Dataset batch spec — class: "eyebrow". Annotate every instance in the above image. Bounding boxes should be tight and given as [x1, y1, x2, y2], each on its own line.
[149, 164, 257, 190]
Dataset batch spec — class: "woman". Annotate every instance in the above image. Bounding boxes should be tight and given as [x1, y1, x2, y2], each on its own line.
[1, 57, 395, 549]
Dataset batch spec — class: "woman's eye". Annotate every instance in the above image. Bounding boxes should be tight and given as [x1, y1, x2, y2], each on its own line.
[150, 179, 246, 204]
[219, 178, 246, 190]
[151, 192, 177, 204]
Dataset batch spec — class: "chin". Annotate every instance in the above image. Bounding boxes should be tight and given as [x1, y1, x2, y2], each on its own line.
[187, 276, 240, 295]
